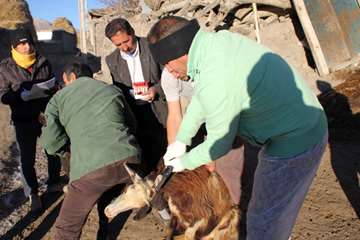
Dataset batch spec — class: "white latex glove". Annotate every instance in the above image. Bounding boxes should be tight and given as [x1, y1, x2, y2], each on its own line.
[163, 141, 186, 161]
[164, 157, 185, 172]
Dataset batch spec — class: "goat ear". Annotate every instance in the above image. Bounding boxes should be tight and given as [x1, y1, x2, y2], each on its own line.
[153, 174, 163, 187]
[124, 162, 143, 183]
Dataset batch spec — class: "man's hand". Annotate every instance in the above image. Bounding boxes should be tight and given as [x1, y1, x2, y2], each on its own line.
[38, 112, 47, 126]
[44, 85, 60, 96]
[20, 88, 49, 101]
[20, 78, 57, 101]
[164, 157, 185, 172]
[205, 161, 216, 172]
[140, 86, 156, 102]
[163, 141, 186, 161]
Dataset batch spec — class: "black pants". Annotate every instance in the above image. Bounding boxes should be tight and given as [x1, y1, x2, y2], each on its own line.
[133, 104, 167, 174]
[14, 121, 61, 195]
[96, 184, 125, 239]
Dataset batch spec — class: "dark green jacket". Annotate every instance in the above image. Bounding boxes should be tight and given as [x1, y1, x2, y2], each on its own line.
[41, 77, 140, 181]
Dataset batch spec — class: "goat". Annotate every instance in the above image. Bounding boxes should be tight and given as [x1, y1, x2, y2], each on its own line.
[105, 163, 239, 239]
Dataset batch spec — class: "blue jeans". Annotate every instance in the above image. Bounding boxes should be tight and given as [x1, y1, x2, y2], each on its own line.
[246, 132, 328, 240]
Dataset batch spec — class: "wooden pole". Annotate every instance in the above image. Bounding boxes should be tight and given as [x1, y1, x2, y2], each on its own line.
[293, 0, 329, 75]
[78, 0, 87, 55]
[252, 3, 261, 43]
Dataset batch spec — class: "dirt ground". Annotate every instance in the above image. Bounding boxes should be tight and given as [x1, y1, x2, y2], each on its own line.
[0, 18, 359, 240]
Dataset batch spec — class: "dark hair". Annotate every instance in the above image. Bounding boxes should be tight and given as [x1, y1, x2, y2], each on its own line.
[147, 16, 190, 44]
[105, 17, 135, 39]
[63, 62, 93, 79]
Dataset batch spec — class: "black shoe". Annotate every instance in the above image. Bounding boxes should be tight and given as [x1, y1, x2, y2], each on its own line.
[96, 227, 109, 240]
[47, 182, 67, 193]
[30, 193, 42, 212]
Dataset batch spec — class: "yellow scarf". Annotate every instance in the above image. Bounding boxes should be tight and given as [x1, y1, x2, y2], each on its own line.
[11, 47, 36, 69]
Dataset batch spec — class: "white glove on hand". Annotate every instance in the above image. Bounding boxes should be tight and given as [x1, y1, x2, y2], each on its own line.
[164, 157, 185, 172]
[163, 141, 186, 161]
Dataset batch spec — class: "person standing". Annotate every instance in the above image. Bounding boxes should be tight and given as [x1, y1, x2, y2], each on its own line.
[0, 28, 62, 212]
[105, 18, 167, 173]
[148, 16, 328, 240]
[41, 62, 141, 239]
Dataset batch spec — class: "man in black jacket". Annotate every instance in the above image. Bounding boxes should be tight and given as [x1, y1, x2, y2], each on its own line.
[0, 28, 62, 212]
[105, 18, 167, 174]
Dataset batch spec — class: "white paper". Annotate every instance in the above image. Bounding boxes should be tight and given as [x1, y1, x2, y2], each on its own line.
[20, 77, 56, 101]
[129, 89, 148, 100]
[31, 77, 56, 92]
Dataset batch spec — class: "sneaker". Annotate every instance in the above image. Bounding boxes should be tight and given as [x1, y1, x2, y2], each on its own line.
[30, 193, 42, 212]
[47, 182, 67, 193]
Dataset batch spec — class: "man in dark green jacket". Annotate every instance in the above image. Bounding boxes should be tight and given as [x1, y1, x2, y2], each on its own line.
[41, 62, 140, 240]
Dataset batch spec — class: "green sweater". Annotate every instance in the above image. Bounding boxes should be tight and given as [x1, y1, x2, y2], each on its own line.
[41, 77, 139, 181]
[176, 30, 327, 170]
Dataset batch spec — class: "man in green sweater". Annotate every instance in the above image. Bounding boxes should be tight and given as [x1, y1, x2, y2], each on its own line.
[148, 16, 328, 240]
[41, 62, 140, 240]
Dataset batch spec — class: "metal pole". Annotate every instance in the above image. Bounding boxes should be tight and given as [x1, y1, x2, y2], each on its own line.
[78, 0, 87, 55]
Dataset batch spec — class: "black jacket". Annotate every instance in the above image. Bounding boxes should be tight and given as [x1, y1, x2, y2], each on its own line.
[106, 37, 168, 127]
[0, 54, 54, 122]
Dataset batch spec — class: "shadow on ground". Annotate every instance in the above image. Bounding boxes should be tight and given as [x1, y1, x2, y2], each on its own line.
[0, 191, 63, 240]
[317, 79, 360, 219]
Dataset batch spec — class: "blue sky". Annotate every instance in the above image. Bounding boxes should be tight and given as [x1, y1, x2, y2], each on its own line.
[27, 0, 106, 29]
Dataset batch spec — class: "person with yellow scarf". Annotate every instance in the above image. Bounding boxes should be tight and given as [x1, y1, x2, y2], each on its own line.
[0, 28, 63, 212]
[11, 44, 36, 69]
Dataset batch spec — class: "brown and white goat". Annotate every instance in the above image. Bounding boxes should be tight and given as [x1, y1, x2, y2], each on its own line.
[105, 164, 239, 239]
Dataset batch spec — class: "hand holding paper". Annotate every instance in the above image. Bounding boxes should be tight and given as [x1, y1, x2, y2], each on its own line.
[21, 77, 56, 101]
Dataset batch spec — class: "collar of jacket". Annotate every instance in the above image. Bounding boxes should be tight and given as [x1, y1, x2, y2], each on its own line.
[9, 52, 45, 70]
[117, 36, 144, 61]
[115, 37, 152, 84]
[187, 30, 206, 81]
[120, 39, 139, 60]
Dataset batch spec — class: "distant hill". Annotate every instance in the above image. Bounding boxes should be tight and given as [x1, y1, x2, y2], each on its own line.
[33, 18, 52, 32]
